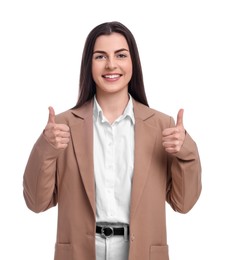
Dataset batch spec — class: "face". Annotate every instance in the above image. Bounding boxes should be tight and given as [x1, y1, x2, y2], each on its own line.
[92, 32, 133, 96]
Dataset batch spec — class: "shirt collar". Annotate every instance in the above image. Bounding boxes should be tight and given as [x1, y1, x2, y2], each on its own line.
[93, 95, 135, 125]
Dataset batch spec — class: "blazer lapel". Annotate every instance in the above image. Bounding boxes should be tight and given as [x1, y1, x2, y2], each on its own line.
[70, 101, 96, 217]
[130, 100, 158, 219]
[68, 99, 158, 220]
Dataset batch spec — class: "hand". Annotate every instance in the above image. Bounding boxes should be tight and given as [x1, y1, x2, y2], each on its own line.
[44, 106, 70, 149]
[162, 109, 186, 154]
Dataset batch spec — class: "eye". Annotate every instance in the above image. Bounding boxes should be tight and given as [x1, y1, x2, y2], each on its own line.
[116, 53, 127, 59]
[94, 54, 107, 60]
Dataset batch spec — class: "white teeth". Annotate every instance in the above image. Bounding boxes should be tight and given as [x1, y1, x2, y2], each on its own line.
[104, 74, 120, 79]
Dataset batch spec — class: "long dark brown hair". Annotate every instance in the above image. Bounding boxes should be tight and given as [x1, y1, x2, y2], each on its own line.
[74, 21, 149, 108]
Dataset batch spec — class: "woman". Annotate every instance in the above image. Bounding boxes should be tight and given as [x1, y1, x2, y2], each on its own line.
[23, 21, 202, 260]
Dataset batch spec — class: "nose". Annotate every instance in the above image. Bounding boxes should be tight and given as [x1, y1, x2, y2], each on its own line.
[105, 57, 117, 70]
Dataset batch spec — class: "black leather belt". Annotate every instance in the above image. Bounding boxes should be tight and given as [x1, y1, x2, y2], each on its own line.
[96, 225, 129, 238]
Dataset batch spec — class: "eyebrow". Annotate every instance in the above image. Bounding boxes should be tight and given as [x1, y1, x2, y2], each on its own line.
[93, 48, 129, 54]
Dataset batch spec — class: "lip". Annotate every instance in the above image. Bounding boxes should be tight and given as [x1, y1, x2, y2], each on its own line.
[102, 73, 122, 81]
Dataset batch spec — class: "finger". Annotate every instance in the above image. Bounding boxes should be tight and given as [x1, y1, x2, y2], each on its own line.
[55, 129, 70, 137]
[162, 127, 179, 137]
[163, 140, 181, 153]
[59, 131, 70, 138]
[165, 147, 178, 154]
[48, 106, 55, 124]
[60, 137, 70, 144]
[53, 124, 70, 133]
[58, 124, 70, 132]
[176, 108, 184, 127]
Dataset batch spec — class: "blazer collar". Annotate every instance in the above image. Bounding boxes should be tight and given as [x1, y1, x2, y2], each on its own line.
[132, 98, 155, 121]
[71, 97, 155, 121]
[71, 99, 94, 119]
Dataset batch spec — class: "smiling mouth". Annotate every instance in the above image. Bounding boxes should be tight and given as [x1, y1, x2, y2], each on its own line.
[102, 74, 122, 79]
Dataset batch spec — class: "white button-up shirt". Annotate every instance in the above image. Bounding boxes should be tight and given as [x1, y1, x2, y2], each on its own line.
[93, 95, 135, 224]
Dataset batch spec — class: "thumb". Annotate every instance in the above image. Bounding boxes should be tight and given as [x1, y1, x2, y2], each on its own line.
[176, 108, 184, 127]
[48, 106, 55, 124]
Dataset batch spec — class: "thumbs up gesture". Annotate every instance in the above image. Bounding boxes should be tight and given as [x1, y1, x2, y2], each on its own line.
[162, 109, 186, 154]
[44, 106, 70, 149]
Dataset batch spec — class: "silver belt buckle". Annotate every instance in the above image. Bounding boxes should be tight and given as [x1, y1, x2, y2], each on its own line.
[101, 226, 114, 239]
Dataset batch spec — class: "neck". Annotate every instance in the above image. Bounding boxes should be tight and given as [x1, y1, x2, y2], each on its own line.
[96, 91, 129, 124]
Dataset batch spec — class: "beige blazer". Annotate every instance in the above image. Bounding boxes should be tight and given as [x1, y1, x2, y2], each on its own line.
[23, 98, 202, 260]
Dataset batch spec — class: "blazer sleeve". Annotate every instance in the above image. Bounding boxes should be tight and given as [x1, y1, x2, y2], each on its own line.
[23, 134, 61, 213]
[166, 119, 202, 213]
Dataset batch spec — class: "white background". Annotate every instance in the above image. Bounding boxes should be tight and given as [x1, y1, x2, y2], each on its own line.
[0, 0, 227, 259]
